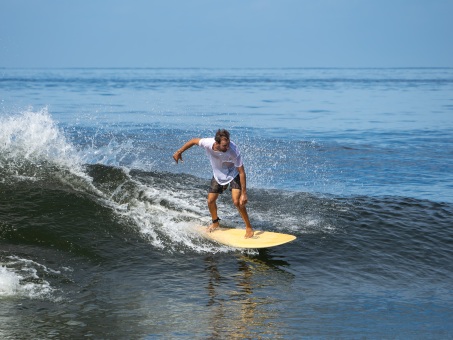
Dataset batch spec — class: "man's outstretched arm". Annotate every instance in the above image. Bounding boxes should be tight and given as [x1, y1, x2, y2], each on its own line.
[173, 138, 201, 163]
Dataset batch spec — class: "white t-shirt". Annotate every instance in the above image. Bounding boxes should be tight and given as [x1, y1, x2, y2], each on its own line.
[198, 138, 243, 185]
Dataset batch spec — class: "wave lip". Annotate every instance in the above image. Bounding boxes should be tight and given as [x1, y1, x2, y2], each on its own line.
[0, 108, 82, 176]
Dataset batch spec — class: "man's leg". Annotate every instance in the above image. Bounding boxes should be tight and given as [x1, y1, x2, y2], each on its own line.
[207, 192, 220, 231]
[231, 189, 254, 238]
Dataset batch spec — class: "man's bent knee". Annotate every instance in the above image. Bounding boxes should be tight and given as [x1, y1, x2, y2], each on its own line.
[207, 193, 218, 205]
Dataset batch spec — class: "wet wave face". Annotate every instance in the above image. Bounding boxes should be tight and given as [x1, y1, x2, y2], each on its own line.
[0, 110, 334, 255]
[1, 109, 452, 264]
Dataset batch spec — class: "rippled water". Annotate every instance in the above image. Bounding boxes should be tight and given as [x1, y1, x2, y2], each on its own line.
[1, 68, 453, 338]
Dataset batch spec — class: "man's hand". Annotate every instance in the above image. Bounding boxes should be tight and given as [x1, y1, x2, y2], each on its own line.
[173, 151, 183, 163]
[172, 138, 200, 164]
[239, 192, 248, 206]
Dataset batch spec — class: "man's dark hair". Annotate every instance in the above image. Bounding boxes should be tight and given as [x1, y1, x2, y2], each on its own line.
[215, 129, 230, 143]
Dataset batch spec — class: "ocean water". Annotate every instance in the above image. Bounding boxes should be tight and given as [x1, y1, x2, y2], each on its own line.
[1, 68, 453, 338]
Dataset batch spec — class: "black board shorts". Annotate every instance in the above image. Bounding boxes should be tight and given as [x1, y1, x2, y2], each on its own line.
[209, 175, 241, 194]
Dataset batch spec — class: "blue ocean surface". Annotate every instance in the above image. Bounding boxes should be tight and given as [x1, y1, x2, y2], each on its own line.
[1, 68, 453, 338]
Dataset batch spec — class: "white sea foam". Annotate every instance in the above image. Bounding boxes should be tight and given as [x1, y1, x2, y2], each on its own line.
[0, 107, 82, 171]
[0, 108, 111, 201]
[111, 176, 233, 253]
[0, 266, 21, 297]
[0, 257, 61, 300]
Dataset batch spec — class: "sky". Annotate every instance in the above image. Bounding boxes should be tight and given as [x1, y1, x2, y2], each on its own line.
[1, 0, 453, 68]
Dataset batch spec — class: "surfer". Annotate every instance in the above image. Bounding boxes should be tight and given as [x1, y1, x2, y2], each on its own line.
[173, 129, 254, 238]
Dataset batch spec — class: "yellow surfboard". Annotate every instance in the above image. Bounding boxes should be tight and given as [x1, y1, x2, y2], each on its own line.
[196, 226, 296, 249]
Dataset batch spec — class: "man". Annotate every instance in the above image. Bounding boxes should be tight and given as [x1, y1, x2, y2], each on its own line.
[173, 129, 254, 239]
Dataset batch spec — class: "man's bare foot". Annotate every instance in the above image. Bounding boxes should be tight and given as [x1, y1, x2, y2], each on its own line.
[207, 218, 220, 233]
[244, 228, 254, 239]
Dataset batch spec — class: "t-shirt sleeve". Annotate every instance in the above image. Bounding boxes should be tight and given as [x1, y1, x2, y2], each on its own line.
[233, 144, 243, 167]
[198, 138, 212, 149]
[234, 153, 243, 168]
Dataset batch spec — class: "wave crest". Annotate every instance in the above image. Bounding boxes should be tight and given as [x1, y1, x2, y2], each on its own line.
[0, 108, 82, 176]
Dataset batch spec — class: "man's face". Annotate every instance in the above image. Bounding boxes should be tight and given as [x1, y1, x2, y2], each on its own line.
[217, 138, 230, 152]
